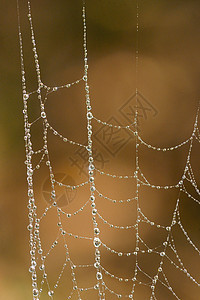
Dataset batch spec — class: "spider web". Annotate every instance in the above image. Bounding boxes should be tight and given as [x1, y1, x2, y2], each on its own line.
[17, 0, 200, 299]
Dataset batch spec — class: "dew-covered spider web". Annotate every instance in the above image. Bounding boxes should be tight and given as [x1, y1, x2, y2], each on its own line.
[17, 0, 200, 299]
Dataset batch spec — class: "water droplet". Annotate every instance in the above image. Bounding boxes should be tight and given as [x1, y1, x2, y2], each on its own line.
[96, 272, 102, 280]
[93, 237, 101, 248]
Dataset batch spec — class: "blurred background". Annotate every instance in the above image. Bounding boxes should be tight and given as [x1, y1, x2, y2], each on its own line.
[0, 0, 200, 299]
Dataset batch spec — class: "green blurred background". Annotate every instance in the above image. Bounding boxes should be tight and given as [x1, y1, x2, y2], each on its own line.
[0, 0, 200, 299]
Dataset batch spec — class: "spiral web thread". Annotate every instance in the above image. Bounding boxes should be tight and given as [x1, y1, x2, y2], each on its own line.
[17, 0, 200, 299]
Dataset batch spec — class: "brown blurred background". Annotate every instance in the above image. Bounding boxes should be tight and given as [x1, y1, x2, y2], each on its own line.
[0, 0, 200, 299]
